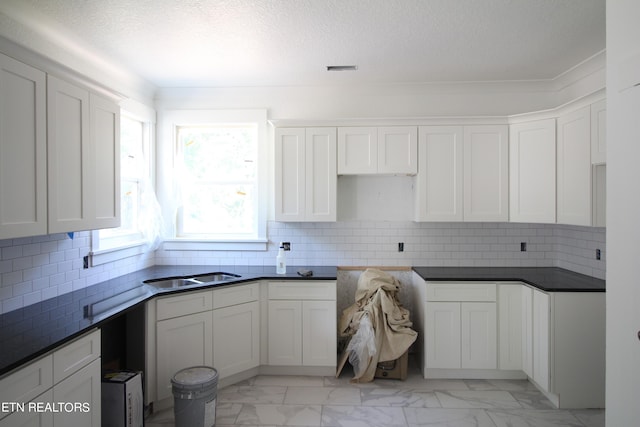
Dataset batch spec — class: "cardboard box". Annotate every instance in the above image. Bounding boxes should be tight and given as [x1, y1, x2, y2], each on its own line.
[102, 371, 144, 427]
[374, 350, 408, 380]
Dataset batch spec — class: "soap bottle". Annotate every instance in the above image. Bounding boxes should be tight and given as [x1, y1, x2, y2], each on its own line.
[276, 243, 286, 274]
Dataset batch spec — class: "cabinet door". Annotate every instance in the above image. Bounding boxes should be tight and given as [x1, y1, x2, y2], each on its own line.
[425, 302, 461, 369]
[590, 99, 606, 164]
[377, 126, 417, 174]
[156, 311, 213, 401]
[498, 284, 522, 370]
[274, 128, 306, 221]
[461, 302, 497, 369]
[463, 125, 509, 222]
[47, 76, 91, 233]
[532, 290, 551, 392]
[0, 389, 53, 427]
[415, 126, 463, 221]
[305, 127, 337, 221]
[509, 119, 556, 223]
[592, 164, 606, 227]
[0, 53, 47, 239]
[521, 286, 534, 378]
[557, 106, 592, 226]
[52, 358, 101, 427]
[90, 94, 120, 229]
[268, 300, 302, 365]
[337, 127, 378, 174]
[302, 300, 337, 366]
[213, 301, 260, 378]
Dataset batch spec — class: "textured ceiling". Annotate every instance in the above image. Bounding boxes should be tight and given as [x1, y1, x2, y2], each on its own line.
[16, 0, 605, 87]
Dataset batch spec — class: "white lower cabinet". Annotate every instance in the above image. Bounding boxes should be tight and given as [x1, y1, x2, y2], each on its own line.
[0, 329, 100, 427]
[148, 282, 261, 406]
[521, 286, 605, 408]
[156, 311, 213, 402]
[498, 284, 523, 370]
[532, 288, 551, 392]
[424, 283, 497, 371]
[212, 300, 260, 378]
[52, 358, 101, 427]
[267, 281, 337, 367]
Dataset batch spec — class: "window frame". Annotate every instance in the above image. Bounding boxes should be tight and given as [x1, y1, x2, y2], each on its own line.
[158, 109, 268, 251]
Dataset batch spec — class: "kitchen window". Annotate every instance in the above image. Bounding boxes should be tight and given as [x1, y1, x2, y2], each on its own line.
[160, 109, 267, 250]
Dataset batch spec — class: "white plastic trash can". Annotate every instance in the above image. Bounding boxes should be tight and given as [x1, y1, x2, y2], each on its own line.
[171, 366, 218, 427]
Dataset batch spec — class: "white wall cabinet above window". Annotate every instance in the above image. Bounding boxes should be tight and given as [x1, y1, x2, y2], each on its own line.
[509, 119, 557, 223]
[47, 76, 120, 234]
[338, 126, 417, 175]
[274, 127, 337, 222]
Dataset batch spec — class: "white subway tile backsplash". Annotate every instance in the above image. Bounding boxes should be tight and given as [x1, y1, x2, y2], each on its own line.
[0, 221, 606, 314]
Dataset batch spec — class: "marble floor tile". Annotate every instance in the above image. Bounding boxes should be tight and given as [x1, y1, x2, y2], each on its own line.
[321, 405, 408, 427]
[571, 409, 605, 427]
[403, 407, 497, 427]
[360, 388, 441, 408]
[252, 375, 326, 387]
[234, 403, 322, 426]
[218, 385, 287, 404]
[486, 409, 584, 427]
[465, 379, 538, 392]
[435, 390, 522, 409]
[509, 390, 556, 410]
[284, 386, 362, 405]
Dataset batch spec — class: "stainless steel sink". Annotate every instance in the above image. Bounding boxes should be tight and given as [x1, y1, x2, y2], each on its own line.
[191, 272, 241, 283]
[143, 272, 241, 289]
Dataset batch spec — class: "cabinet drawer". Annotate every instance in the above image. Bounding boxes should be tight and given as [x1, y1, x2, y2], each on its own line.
[213, 282, 260, 309]
[53, 329, 100, 384]
[268, 281, 336, 300]
[156, 290, 213, 320]
[0, 355, 53, 419]
[426, 282, 496, 302]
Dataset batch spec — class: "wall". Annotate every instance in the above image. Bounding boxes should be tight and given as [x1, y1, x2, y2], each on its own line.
[156, 221, 605, 278]
[605, 0, 640, 424]
[0, 232, 154, 314]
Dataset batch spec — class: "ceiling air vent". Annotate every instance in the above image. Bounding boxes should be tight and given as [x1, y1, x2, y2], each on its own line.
[326, 65, 358, 71]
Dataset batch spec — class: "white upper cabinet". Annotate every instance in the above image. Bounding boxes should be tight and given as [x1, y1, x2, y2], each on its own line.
[274, 127, 337, 221]
[415, 126, 463, 221]
[463, 125, 509, 222]
[0, 53, 47, 239]
[557, 106, 592, 226]
[338, 126, 417, 175]
[377, 126, 418, 174]
[47, 76, 120, 233]
[509, 119, 556, 223]
[90, 93, 120, 228]
[338, 127, 377, 174]
[47, 76, 91, 233]
[590, 99, 606, 164]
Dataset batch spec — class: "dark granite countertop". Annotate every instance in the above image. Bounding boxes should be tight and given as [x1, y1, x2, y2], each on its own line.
[0, 265, 337, 377]
[0, 265, 604, 377]
[412, 267, 606, 292]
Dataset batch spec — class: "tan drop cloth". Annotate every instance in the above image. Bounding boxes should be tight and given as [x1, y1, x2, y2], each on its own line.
[339, 269, 417, 382]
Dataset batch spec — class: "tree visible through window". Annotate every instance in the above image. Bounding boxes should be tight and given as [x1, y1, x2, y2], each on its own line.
[176, 124, 258, 238]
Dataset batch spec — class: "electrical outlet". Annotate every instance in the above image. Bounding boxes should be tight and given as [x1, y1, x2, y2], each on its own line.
[596, 249, 601, 260]
[520, 242, 527, 252]
[282, 242, 291, 251]
[83, 255, 89, 269]
[398, 242, 404, 252]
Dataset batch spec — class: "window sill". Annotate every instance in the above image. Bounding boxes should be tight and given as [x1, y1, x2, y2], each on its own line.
[162, 239, 268, 251]
[90, 241, 150, 266]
